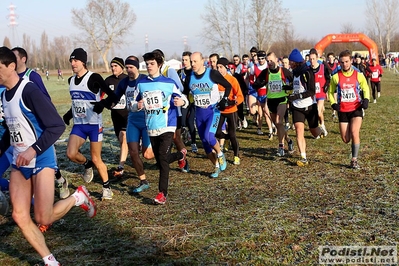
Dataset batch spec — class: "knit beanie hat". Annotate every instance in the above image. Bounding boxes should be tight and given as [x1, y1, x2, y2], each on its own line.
[217, 57, 230, 69]
[111, 57, 124, 69]
[70, 48, 87, 63]
[288, 48, 304, 63]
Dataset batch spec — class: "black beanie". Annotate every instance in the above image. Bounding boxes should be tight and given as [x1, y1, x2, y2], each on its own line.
[70, 48, 87, 64]
[217, 57, 230, 69]
[111, 57, 124, 69]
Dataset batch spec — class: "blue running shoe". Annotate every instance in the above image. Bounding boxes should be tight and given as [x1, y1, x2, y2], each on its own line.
[218, 153, 227, 171]
[182, 159, 190, 173]
[132, 182, 150, 193]
[209, 167, 221, 178]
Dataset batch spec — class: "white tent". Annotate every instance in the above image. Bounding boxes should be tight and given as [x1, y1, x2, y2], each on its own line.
[166, 59, 182, 70]
[139, 61, 147, 71]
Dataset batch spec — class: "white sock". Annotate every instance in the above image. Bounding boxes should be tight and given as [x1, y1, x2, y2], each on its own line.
[217, 152, 223, 157]
[72, 191, 85, 206]
[300, 152, 306, 159]
[43, 254, 60, 266]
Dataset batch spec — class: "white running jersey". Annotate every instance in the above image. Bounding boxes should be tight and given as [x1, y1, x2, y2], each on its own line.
[292, 75, 314, 108]
[2, 79, 38, 167]
[69, 71, 102, 125]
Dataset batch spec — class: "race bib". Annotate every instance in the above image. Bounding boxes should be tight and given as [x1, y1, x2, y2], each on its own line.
[8, 122, 25, 146]
[315, 82, 321, 93]
[340, 89, 356, 102]
[73, 100, 87, 118]
[194, 94, 211, 108]
[143, 90, 163, 110]
[372, 71, 378, 79]
[269, 80, 282, 93]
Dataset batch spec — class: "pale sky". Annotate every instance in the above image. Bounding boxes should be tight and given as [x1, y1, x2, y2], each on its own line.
[1, 0, 367, 59]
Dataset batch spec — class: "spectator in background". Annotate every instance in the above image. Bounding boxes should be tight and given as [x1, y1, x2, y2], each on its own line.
[58, 68, 64, 81]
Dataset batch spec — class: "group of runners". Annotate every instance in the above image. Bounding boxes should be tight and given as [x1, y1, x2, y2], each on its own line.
[0, 44, 378, 265]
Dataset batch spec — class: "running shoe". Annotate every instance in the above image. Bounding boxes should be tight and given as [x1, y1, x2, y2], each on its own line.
[154, 192, 167, 205]
[242, 117, 248, 128]
[182, 159, 190, 173]
[321, 125, 328, 137]
[257, 128, 264, 135]
[191, 143, 198, 153]
[373, 99, 377, 103]
[132, 182, 150, 193]
[296, 158, 309, 167]
[76, 185, 97, 218]
[178, 148, 187, 170]
[113, 166, 124, 178]
[288, 139, 294, 153]
[218, 153, 227, 171]
[102, 187, 113, 201]
[268, 133, 273, 141]
[37, 223, 52, 233]
[350, 159, 360, 170]
[272, 127, 277, 136]
[284, 123, 290, 131]
[56, 177, 70, 199]
[233, 156, 241, 165]
[277, 147, 285, 157]
[83, 167, 94, 183]
[223, 140, 229, 152]
[209, 167, 221, 178]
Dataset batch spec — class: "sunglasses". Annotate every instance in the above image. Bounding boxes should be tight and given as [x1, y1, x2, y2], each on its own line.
[258, 57, 266, 60]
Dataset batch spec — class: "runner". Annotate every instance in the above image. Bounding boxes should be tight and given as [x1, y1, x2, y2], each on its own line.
[136, 51, 189, 204]
[104, 57, 129, 179]
[249, 50, 274, 138]
[153, 49, 189, 173]
[216, 58, 244, 165]
[252, 52, 295, 156]
[287, 48, 322, 166]
[328, 50, 370, 169]
[0, 46, 96, 266]
[109, 56, 155, 193]
[368, 58, 383, 103]
[11, 47, 68, 199]
[63, 48, 117, 200]
[309, 48, 331, 137]
[183, 52, 230, 178]
[177, 51, 198, 153]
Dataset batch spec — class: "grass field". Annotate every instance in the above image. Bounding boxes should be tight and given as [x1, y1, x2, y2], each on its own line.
[1, 70, 399, 265]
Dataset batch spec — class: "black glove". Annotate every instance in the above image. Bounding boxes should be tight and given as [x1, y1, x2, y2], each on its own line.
[379, 74, 382, 77]
[331, 103, 340, 112]
[217, 97, 228, 111]
[227, 99, 236, 106]
[282, 85, 293, 91]
[62, 109, 73, 125]
[92, 100, 105, 114]
[362, 99, 369, 110]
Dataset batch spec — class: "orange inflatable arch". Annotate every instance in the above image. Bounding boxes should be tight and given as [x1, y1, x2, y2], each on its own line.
[314, 33, 379, 64]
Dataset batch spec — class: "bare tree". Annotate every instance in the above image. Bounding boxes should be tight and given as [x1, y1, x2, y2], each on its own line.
[3, 37, 11, 48]
[365, 0, 399, 55]
[71, 0, 137, 72]
[40, 31, 49, 70]
[201, 0, 290, 58]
